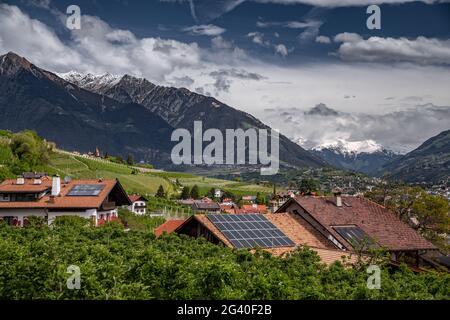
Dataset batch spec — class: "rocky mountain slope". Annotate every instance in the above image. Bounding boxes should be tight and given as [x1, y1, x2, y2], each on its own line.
[0, 52, 174, 165]
[0, 52, 326, 171]
[379, 129, 450, 183]
[60, 70, 327, 169]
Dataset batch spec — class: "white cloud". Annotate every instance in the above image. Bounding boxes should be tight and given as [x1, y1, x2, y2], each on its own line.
[262, 103, 450, 153]
[257, 19, 323, 43]
[275, 44, 288, 57]
[253, 0, 443, 7]
[160, 0, 445, 23]
[182, 24, 226, 36]
[316, 35, 331, 44]
[247, 32, 270, 47]
[0, 4, 201, 82]
[334, 33, 450, 65]
[256, 20, 320, 29]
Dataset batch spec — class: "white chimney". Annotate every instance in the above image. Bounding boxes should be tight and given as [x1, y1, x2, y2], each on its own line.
[333, 188, 342, 207]
[336, 195, 342, 207]
[51, 175, 61, 196]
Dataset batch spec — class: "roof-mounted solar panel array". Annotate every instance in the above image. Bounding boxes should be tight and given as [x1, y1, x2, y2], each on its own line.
[207, 214, 295, 249]
[332, 225, 378, 249]
[67, 184, 105, 196]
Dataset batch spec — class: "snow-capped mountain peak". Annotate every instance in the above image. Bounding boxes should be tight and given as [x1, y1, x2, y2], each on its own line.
[57, 71, 122, 92]
[313, 139, 384, 155]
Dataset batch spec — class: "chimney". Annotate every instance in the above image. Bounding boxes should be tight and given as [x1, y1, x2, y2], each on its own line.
[51, 175, 61, 196]
[333, 188, 342, 207]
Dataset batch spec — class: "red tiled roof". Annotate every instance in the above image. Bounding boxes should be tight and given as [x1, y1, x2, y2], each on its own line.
[0, 178, 128, 209]
[285, 196, 436, 251]
[241, 204, 267, 213]
[128, 195, 146, 202]
[0, 176, 52, 193]
[154, 219, 186, 237]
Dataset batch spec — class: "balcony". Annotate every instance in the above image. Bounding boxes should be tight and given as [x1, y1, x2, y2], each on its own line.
[101, 201, 116, 211]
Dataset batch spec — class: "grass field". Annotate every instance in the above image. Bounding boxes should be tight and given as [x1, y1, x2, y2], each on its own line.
[47, 152, 273, 197]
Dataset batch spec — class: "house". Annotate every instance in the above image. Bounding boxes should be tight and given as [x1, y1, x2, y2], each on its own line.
[275, 192, 438, 267]
[191, 200, 221, 213]
[154, 219, 186, 237]
[219, 203, 237, 214]
[214, 189, 223, 199]
[221, 198, 234, 205]
[270, 192, 296, 212]
[241, 195, 257, 203]
[174, 213, 357, 265]
[128, 194, 148, 215]
[0, 174, 131, 226]
[241, 204, 268, 214]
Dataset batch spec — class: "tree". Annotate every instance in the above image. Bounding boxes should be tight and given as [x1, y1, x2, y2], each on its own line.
[366, 185, 450, 252]
[222, 190, 236, 202]
[180, 187, 191, 200]
[127, 153, 135, 165]
[206, 188, 216, 199]
[298, 179, 319, 195]
[9, 130, 50, 173]
[256, 192, 266, 205]
[190, 185, 200, 199]
[156, 185, 166, 198]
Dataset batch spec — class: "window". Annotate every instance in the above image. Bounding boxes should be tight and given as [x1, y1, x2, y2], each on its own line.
[332, 225, 378, 250]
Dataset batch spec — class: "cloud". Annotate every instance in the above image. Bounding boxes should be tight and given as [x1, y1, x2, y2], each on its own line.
[247, 32, 270, 47]
[182, 24, 226, 36]
[247, 32, 291, 56]
[208, 68, 266, 94]
[168, 75, 195, 87]
[209, 36, 248, 61]
[210, 68, 266, 80]
[256, 20, 320, 29]
[0, 4, 201, 82]
[334, 33, 450, 65]
[316, 35, 331, 44]
[275, 44, 288, 57]
[262, 103, 450, 153]
[257, 19, 323, 43]
[160, 0, 444, 23]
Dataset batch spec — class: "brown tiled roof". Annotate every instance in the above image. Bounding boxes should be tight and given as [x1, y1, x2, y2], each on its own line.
[0, 176, 52, 193]
[189, 213, 356, 265]
[241, 204, 268, 213]
[288, 196, 436, 251]
[154, 219, 186, 237]
[128, 195, 147, 202]
[192, 201, 221, 211]
[0, 178, 125, 209]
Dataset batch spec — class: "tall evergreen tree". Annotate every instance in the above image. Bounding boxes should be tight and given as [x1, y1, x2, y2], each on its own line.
[190, 185, 200, 199]
[156, 185, 166, 198]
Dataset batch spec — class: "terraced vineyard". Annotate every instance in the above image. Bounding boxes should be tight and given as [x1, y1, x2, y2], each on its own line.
[48, 151, 273, 197]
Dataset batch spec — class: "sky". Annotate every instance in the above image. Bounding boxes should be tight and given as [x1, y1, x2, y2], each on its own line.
[0, 0, 449, 153]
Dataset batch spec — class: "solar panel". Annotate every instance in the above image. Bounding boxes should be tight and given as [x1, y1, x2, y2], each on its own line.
[333, 226, 378, 249]
[67, 184, 105, 196]
[207, 214, 295, 249]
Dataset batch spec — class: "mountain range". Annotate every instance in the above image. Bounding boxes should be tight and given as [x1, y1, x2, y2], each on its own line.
[1, 51, 448, 182]
[379, 129, 450, 183]
[311, 140, 400, 176]
[0, 52, 325, 170]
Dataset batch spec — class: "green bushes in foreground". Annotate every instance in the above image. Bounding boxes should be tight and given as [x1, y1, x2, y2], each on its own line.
[0, 217, 449, 300]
